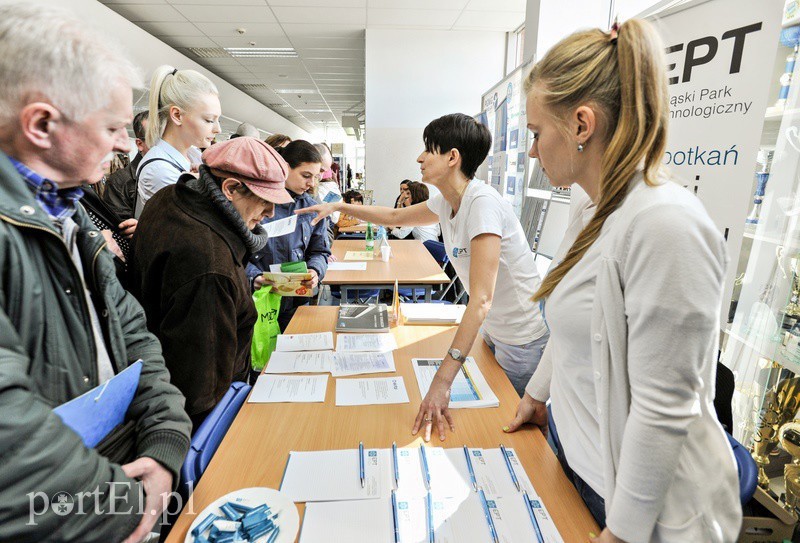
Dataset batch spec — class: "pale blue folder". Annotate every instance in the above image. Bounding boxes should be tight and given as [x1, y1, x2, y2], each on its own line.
[53, 360, 142, 448]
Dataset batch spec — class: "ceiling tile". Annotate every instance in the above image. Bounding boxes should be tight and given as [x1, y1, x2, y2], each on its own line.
[168, 0, 266, 4]
[195, 57, 244, 67]
[289, 36, 364, 48]
[101, 0, 169, 4]
[194, 22, 284, 37]
[269, 0, 366, 6]
[464, 0, 526, 11]
[106, 4, 185, 21]
[367, 8, 460, 27]
[297, 48, 364, 59]
[173, 4, 276, 23]
[136, 21, 203, 36]
[280, 24, 364, 38]
[367, 0, 467, 8]
[270, 6, 366, 25]
[160, 35, 219, 48]
[211, 35, 292, 48]
[453, 10, 524, 30]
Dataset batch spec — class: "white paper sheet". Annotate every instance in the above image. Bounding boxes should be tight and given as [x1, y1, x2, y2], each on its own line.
[300, 498, 393, 543]
[263, 351, 333, 374]
[327, 262, 367, 271]
[262, 214, 297, 238]
[412, 358, 499, 408]
[248, 374, 328, 403]
[336, 333, 398, 353]
[281, 449, 382, 502]
[332, 352, 395, 377]
[276, 332, 334, 352]
[470, 447, 535, 497]
[335, 376, 409, 406]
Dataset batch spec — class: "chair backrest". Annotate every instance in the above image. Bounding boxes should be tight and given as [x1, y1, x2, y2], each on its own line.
[337, 232, 365, 240]
[423, 240, 448, 267]
[726, 432, 758, 506]
[180, 381, 251, 496]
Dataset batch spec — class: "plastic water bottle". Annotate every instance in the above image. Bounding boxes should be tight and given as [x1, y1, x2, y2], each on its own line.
[365, 222, 374, 252]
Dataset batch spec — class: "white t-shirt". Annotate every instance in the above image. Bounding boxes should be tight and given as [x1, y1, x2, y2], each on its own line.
[135, 140, 199, 217]
[426, 180, 547, 345]
[391, 223, 440, 243]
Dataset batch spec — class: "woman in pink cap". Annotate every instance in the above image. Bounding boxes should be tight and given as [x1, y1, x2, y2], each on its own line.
[129, 136, 292, 431]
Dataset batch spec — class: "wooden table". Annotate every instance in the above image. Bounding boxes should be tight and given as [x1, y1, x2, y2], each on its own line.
[325, 239, 450, 302]
[165, 306, 598, 542]
[337, 222, 367, 233]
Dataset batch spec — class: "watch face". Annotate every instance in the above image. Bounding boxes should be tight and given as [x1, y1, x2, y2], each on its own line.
[449, 348, 462, 360]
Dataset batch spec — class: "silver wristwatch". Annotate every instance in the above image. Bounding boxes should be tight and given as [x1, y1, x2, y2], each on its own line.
[447, 347, 466, 363]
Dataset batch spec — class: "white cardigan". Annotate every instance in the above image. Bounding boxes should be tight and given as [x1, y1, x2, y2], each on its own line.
[526, 173, 741, 543]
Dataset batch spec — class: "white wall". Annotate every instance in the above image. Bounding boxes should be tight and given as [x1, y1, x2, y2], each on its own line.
[365, 28, 506, 206]
[10, 0, 312, 141]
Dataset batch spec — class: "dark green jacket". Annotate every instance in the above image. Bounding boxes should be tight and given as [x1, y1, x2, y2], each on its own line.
[0, 151, 191, 542]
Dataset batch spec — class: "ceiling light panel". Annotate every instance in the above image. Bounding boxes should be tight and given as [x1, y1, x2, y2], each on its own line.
[226, 47, 298, 58]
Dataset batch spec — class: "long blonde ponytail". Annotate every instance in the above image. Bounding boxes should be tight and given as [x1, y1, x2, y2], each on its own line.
[145, 65, 219, 148]
[528, 19, 669, 301]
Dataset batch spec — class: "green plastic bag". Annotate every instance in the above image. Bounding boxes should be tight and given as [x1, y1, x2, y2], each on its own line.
[251, 286, 282, 371]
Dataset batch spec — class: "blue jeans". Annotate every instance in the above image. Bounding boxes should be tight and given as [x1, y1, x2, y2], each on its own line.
[481, 330, 549, 397]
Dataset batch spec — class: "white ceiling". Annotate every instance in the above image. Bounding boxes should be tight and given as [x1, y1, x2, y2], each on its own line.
[101, 0, 526, 134]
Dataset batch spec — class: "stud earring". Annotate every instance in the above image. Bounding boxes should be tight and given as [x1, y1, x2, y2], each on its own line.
[577, 143, 585, 152]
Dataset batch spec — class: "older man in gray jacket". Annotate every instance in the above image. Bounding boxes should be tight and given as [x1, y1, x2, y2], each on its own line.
[0, 4, 191, 542]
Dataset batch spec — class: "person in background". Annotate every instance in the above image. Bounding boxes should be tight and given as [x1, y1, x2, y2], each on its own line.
[104, 110, 148, 220]
[391, 182, 440, 243]
[130, 137, 292, 431]
[0, 5, 192, 541]
[336, 190, 364, 230]
[299, 113, 550, 436]
[394, 179, 411, 208]
[314, 142, 342, 226]
[265, 133, 291, 149]
[230, 122, 260, 139]
[247, 140, 331, 330]
[135, 65, 221, 217]
[504, 20, 741, 542]
[391, 180, 414, 239]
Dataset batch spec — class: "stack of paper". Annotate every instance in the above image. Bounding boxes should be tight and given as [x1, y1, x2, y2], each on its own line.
[412, 358, 499, 408]
[336, 333, 398, 353]
[280, 449, 383, 502]
[248, 374, 328, 403]
[276, 332, 334, 352]
[263, 351, 333, 374]
[401, 303, 467, 325]
[335, 376, 409, 406]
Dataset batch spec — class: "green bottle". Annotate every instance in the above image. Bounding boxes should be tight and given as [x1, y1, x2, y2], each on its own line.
[365, 222, 374, 252]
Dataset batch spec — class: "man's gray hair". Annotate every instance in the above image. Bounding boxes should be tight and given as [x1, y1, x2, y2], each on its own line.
[235, 122, 260, 138]
[313, 142, 332, 159]
[0, 3, 141, 133]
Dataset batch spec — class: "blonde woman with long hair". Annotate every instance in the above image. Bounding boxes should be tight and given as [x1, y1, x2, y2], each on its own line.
[134, 65, 221, 217]
[504, 20, 741, 542]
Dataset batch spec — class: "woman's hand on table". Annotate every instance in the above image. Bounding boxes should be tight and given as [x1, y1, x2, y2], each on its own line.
[503, 393, 548, 437]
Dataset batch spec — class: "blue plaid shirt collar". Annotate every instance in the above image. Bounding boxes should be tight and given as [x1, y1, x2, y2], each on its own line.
[8, 157, 84, 222]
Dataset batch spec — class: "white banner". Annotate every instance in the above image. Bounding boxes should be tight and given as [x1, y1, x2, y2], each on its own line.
[651, 0, 782, 321]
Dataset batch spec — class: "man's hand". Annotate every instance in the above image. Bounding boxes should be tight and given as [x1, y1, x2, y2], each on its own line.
[253, 275, 274, 291]
[121, 457, 173, 543]
[328, 254, 338, 263]
[504, 393, 548, 436]
[118, 219, 137, 238]
[301, 269, 319, 289]
[295, 203, 339, 226]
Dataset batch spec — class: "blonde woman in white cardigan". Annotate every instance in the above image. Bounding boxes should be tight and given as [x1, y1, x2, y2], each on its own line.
[503, 19, 740, 543]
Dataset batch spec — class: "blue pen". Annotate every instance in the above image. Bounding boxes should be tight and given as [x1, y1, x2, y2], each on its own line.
[419, 445, 431, 490]
[523, 490, 544, 543]
[478, 488, 499, 543]
[463, 446, 478, 492]
[392, 441, 399, 487]
[359, 441, 365, 488]
[391, 489, 400, 543]
[426, 491, 435, 543]
[499, 444, 520, 492]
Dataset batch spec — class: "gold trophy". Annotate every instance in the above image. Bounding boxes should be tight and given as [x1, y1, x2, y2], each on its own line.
[779, 420, 800, 514]
[784, 255, 800, 318]
[752, 377, 800, 488]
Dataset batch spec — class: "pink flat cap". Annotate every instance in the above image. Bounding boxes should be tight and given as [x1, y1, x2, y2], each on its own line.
[202, 137, 293, 204]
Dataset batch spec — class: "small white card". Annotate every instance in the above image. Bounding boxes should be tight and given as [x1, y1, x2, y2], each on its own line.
[248, 374, 328, 403]
[276, 332, 334, 352]
[336, 333, 398, 353]
[263, 214, 298, 238]
[264, 351, 334, 374]
[327, 262, 367, 271]
[335, 376, 409, 406]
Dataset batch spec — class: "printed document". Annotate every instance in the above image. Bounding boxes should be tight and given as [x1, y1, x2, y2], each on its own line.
[344, 251, 375, 261]
[335, 376, 409, 406]
[263, 351, 333, 374]
[336, 333, 398, 353]
[262, 214, 297, 238]
[281, 449, 382, 502]
[332, 351, 395, 377]
[412, 358, 499, 408]
[276, 332, 334, 352]
[248, 374, 328, 403]
[327, 261, 367, 271]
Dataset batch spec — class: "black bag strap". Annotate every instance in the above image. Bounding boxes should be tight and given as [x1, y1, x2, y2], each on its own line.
[133, 157, 185, 214]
